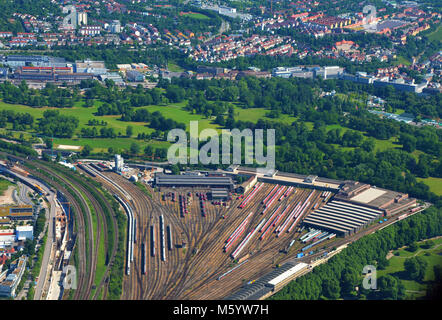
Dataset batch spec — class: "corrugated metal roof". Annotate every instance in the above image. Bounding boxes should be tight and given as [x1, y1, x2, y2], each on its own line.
[267, 263, 308, 286]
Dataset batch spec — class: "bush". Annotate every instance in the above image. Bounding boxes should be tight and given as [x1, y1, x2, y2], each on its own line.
[407, 242, 419, 252]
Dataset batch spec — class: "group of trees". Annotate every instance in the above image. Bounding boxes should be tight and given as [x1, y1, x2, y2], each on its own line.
[38, 110, 79, 138]
[0, 109, 34, 131]
[0, 81, 78, 108]
[271, 205, 442, 300]
[120, 109, 185, 132]
[225, 113, 441, 203]
[79, 126, 117, 138]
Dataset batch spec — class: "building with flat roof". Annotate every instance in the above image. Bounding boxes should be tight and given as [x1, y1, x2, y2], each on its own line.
[0, 229, 15, 249]
[16, 226, 33, 241]
[126, 70, 145, 82]
[210, 188, 229, 200]
[335, 181, 417, 216]
[0, 205, 34, 221]
[303, 200, 383, 236]
[155, 174, 234, 190]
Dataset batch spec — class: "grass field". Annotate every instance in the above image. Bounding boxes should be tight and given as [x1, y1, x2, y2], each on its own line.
[0, 100, 430, 162]
[53, 137, 171, 153]
[374, 136, 401, 152]
[416, 177, 442, 196]
[232, 106, 299, 124]
[0, 177, 13, 196]
[427, 25, 442, 42]
[167, 62, 185, 72]
[184, 12, 210, 20]
[378, 237, 442, 299]
[393, 55, 411, 66]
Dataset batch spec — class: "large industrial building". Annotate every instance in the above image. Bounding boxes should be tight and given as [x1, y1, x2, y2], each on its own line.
[0, 205, 34, 221]
[303, 181, 417, 236]
[155, 174, 234, 190]
[303, 200, 383, 236]
[16, 226, 33, 241]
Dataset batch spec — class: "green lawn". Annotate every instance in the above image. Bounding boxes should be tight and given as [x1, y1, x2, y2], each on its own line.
[185, 12, 210, 20]
[0, 177, 13, 196]
[374, 136, 401, 152]
[232, 106, 298, 124]
[427, 25, 442, 42]
[167, 62, 184, 72]
[378, 237, 442, 299]
[53, 137, 170, 153]
[416, 177, 442, 196]
[393, 55, 411, 66]
[0, 100, 431, 161]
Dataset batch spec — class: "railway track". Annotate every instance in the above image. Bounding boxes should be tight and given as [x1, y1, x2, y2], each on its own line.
[15, 161, 92, 299]
[76, 168, 342, 300]
[21, 160, 117, 300]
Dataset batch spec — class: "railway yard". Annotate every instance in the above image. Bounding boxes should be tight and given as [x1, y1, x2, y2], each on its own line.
[0, 152, 426, 300]
[74, 161, 423, 300]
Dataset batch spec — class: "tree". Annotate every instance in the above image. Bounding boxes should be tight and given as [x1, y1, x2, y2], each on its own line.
[170, 164, 180, 175]
[126, 125, 133, 137]
[377, 275, 405, 300]
[81, 144, 92, 156]
[144, 145, 153, 157]
[340, 268, 359, 296]
[130, 142, 140, 155]
[44, 138, 53, 149]
[404, 256, 428, 282]
[322, 278, 340, 299]
[407, 242, 419, 252]
[377, 255, 390, 270]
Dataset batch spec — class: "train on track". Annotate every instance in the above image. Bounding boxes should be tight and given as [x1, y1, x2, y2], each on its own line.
[159, 215, 166, 262]
[150, 225, 156, 257]
[141, 242, 147, 275]
[113, 194, 134, 275]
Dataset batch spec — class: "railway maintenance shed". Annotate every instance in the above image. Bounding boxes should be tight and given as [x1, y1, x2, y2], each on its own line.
[303, 200, 383, 236]
[154, 174, 234, 190]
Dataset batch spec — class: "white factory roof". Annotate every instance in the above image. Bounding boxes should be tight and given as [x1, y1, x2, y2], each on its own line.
[268, 263, 308, 286]
[16, 226, 33, 232]
[350, 188, 387, 203]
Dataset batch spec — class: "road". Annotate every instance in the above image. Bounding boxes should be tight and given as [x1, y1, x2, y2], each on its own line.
[205, 19, 230, 43]
[16, 182, 33, 205]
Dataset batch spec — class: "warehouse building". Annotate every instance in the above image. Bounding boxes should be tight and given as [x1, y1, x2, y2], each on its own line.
[265, 263, 309, 291]
[335, 181, 417, 216]
[15, 226, 33, 241]
[303, 200, 383, 236]
[225, 262, 309, 300]
[0, 205, 34, 221]
[155, 174, 234, 190]
[126, 70, 145, 82]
